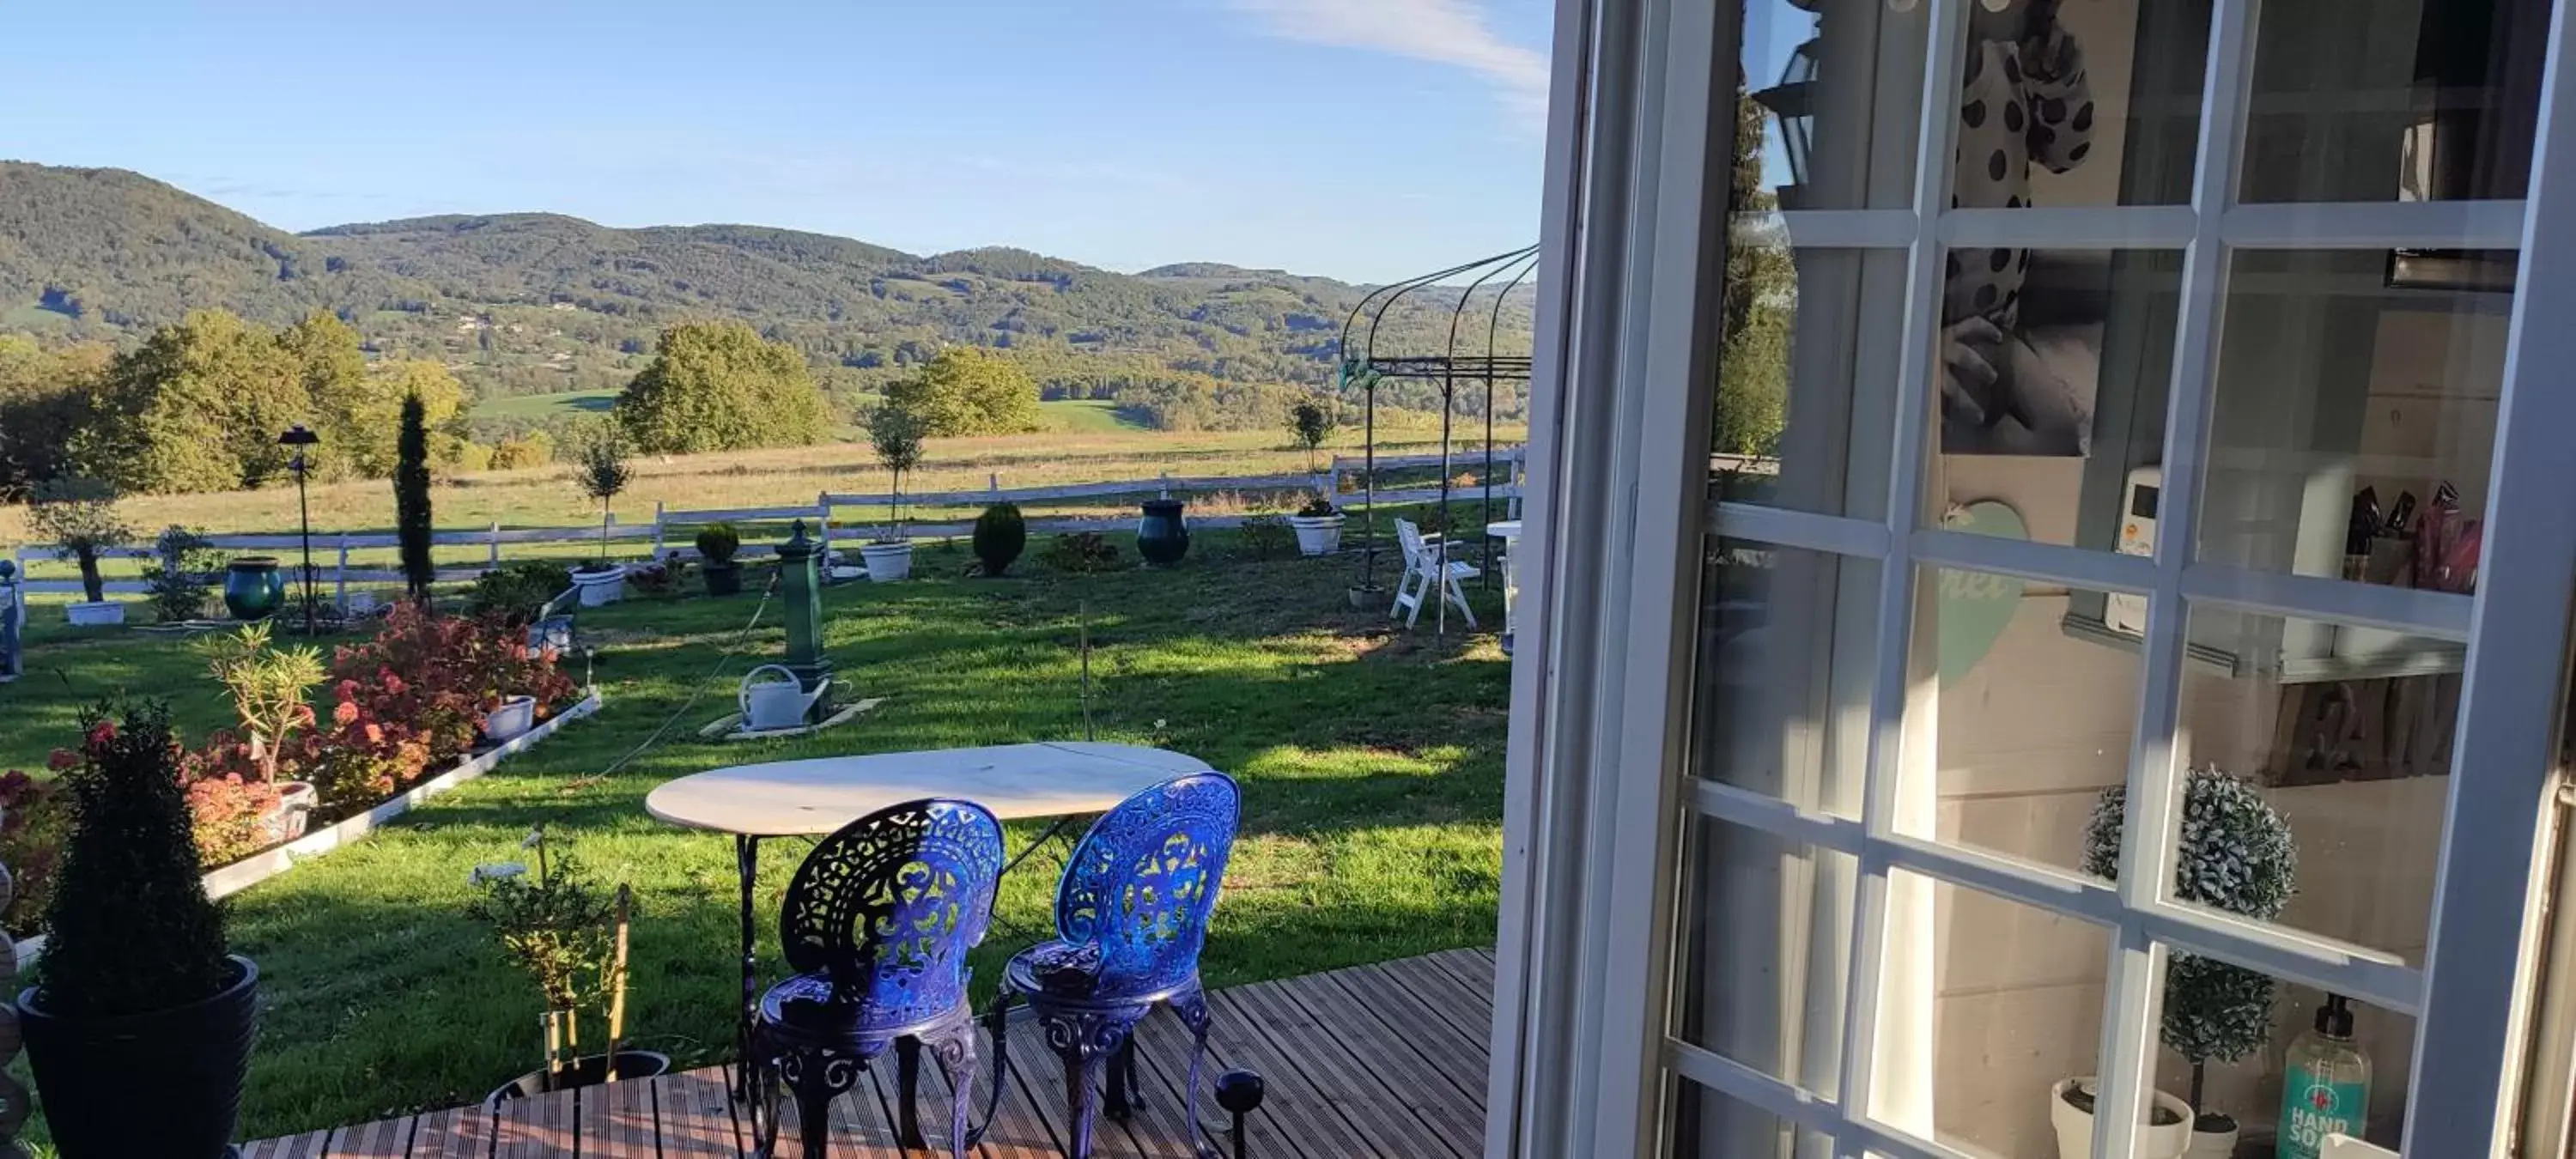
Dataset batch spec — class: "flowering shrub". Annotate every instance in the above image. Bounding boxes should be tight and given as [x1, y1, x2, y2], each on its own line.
[176, 731, 291, 865]
[300, 604, 578, 820]
[0, 768, 69, 936]
[181, 774, 283, 868]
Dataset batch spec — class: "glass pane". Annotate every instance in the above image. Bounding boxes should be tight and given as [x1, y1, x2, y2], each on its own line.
[1689, 541, 1881, 818]
[2196, 250, 2506, 587]
[1942, 0, 2213, 209]
[1673, 814, 1856, 1101]
[1710, 244, 1904, 521]
[1880, 871, 2111, 1157]
[1930, 249, 2184, 551]
[2104, 950, 2414, 1156]
[2241, 0, 2547, 203]
[1916, 566, 2144, 878]
[1667, 1078, 1834, 1159]
[1736, 0, 1929, 212]
[2111, 605, 2459, 963]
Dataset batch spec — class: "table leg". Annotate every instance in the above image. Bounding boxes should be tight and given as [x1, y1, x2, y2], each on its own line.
[734, 833, 759, 1104]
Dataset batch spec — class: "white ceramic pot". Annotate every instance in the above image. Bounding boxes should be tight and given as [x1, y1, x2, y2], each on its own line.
[2184, 1120, 2239, 1159]
[65, 600, 124, 628]
[483, 695, 538, 744]
[860, 542, 914, 583]
[2050, 1078, 2195, 1159]
[572, 566, 625, 606]
[1289, 514, 1346, 556]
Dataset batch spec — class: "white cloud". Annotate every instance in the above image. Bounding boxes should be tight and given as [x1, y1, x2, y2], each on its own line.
[1227, 0, 1550, 125]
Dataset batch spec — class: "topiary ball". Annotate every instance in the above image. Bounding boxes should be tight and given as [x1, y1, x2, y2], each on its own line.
[974, 503, 1027, 576]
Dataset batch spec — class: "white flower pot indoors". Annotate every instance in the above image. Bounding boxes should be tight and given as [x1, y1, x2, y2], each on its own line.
[1288, 513, 1346, 556]
[860, 541, 914, 582]
[571, 565, 625, 607]
[65, 600, 124, 627]
[2050, 1077, 2195, 1159]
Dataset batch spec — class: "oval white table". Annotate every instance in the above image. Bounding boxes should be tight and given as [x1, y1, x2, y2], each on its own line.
[646, 741, 1215, 1101]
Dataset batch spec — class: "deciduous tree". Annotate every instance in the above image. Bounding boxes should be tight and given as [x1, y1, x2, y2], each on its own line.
[882, 347, 1042, 437]
[613, 321, 833, 454]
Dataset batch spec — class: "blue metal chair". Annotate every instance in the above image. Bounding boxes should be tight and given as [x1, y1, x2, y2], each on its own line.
[750, 798, 1005, 1159]
[993, 772, 1242, 1158]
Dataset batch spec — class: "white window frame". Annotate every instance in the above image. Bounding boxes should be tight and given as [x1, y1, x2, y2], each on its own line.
[1485, 0, 2576, 1156]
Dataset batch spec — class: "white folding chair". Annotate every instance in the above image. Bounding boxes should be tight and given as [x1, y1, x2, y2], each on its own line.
[1391, 518, 1480, 629]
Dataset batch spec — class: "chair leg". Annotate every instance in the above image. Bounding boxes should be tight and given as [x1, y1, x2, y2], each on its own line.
[921, 1017, 981, 1159]
[1066, 1051, 1104, 1159]
[1034, 1005, 1143, 1159]
[896, 1035, 926, 1150]
[1447, 574, 1479, 628]
[781, 1047, 857, 1159]
[1172, 987, 1218, 1159]
[1104, 1037, 1141, 1122]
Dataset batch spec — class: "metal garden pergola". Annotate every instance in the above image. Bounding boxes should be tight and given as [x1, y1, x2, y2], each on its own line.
[1334, 246, 1539, 602]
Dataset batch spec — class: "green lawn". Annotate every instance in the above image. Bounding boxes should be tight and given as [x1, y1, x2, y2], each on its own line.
[0, 530, 1508, 1141]
[469, 388, 620, 422]
[1038, 397, 1151, 434]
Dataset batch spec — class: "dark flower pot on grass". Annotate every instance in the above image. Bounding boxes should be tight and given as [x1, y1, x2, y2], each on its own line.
[1138, 498, 1190, 566]
[223, 557, 285, 622]
[18, 702, 257, 1159]
[696, 524, 744, 597]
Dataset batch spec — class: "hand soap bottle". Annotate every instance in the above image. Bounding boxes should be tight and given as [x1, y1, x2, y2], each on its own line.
[2277, 994, 2372, 1159]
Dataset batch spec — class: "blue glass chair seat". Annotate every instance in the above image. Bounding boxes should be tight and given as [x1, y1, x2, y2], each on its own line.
[747, 798, 1005, 1159]
[990, 772, 1241, 1159]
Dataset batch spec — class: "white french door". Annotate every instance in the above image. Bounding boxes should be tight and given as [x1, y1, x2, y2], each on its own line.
[1487, 0, 2576, 1156]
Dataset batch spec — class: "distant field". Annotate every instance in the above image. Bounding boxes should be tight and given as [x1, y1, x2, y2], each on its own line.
[471, 387, 619, 422]
[1039, 398, 1149, 433]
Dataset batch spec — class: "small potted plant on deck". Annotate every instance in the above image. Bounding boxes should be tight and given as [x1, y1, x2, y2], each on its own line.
[470, 826, 661, 1101]
[1288, 495, 1346, 557]
[2057, 765, 2298, 1159]
[570, 424, 634, 606]
[27, 478, 134, 628]
[18, 701, 261, 1158]
[862, 404, 926, 582]
[697, 523, 744, 597]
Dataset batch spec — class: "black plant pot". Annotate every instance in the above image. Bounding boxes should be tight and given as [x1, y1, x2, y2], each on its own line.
[1138, 498, 1190, 566]
[19, 955, 258, 1158]
[486, 1049, 671, 1107]
[703, 561, 743, 597]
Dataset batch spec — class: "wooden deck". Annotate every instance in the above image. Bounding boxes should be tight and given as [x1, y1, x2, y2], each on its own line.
[240, 947, 1496, 1158]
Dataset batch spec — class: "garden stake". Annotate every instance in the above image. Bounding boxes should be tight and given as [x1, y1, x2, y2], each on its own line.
[1079, 600, 1097, 743]
[606, 883, 631, 1083]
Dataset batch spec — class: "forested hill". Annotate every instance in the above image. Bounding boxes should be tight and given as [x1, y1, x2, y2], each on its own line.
[0, 161, 1534, 416]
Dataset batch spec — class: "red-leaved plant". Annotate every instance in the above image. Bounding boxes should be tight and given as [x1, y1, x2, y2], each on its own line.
[0, 768, 70, 936]
[302, 605, 578, 820]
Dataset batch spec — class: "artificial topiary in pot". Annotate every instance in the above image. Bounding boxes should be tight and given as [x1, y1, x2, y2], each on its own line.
[2061, 765, 2297, 1159]
[17, 701, 258, 1158]
[697, 523, 744, 597]
[974, 502, 1027, 576]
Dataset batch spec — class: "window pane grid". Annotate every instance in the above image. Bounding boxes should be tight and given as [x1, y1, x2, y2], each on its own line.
[1675, 0, 2557, 1150]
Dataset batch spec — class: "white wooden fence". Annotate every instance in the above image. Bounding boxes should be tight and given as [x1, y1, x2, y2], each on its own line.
[11, 446, 1523, 597]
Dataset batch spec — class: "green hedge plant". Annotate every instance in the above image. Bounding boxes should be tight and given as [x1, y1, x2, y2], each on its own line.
[974, 503, 1027, 575]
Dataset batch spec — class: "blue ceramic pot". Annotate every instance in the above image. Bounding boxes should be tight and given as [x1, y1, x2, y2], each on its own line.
[223, 557, 285, 621]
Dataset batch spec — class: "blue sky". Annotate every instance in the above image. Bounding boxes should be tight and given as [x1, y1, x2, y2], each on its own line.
[0, 0, 1553, 283]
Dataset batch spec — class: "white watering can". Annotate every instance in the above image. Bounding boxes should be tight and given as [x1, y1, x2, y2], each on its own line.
[739, 664, 829, 731]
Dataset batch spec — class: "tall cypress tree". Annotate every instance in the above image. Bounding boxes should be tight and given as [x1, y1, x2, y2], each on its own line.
[396, 392, 434, 603]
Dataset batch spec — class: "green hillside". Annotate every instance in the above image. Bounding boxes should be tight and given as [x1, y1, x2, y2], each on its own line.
[0, 161, 1534, 420]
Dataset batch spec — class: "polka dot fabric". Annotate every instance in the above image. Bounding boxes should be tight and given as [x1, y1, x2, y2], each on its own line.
[1945, 23, 2093, 332]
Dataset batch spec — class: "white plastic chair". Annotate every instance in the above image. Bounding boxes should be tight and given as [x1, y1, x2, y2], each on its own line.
[1391, 519, 1480, 629]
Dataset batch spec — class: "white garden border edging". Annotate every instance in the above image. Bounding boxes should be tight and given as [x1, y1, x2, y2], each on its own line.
[198, 686, 604, 901]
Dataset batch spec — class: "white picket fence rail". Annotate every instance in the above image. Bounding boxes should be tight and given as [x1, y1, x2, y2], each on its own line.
[9, 446, 1524, 598]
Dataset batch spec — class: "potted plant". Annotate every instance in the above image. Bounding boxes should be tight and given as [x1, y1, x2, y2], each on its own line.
[862, 404, 926, 582]
[143, 525, 221, 624]
[27, 478, 133, 628]
[1288, 397, 1334, 471]
[2064, 765, 2299, 1159]
[696, 523, 744, 597]
[193, 622, 325, 840]
[18, 701, 260, 1158]
[1289, 495, 1346, 556]
[974, 502, 1026, 576]
[469, 827, 663, 1101]
[571, 425, 634, 605]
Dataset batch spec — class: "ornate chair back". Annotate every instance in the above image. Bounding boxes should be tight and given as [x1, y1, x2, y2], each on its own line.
[1054, 773, 1241, 998]
[780, 798, 1005, 1028]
